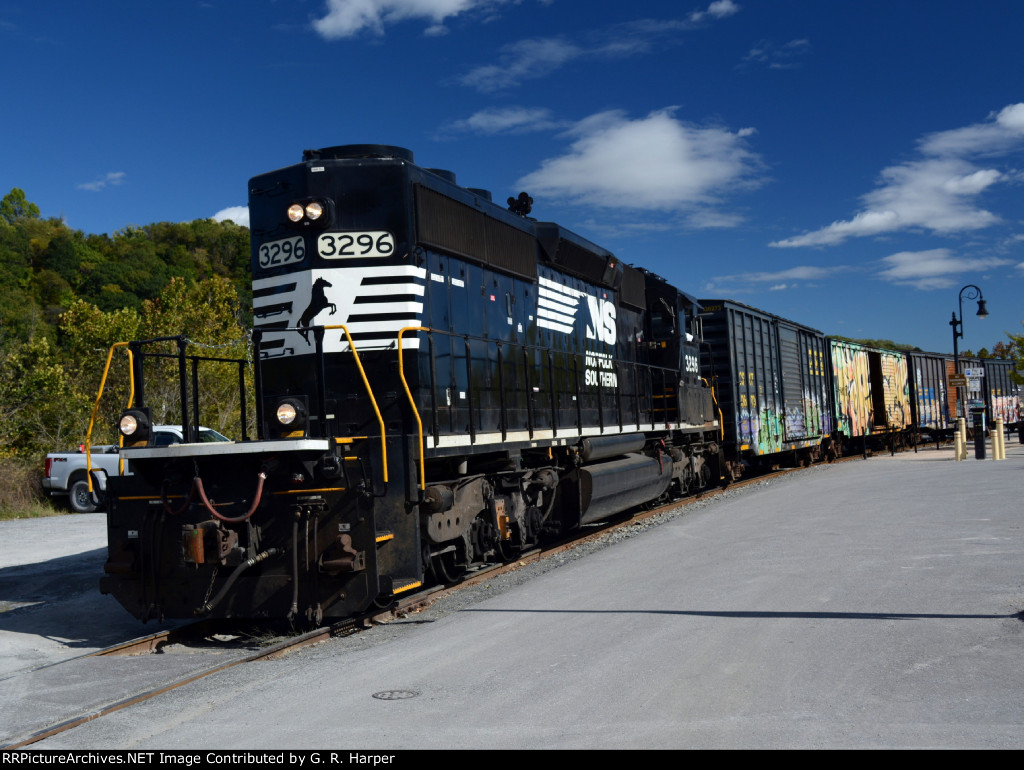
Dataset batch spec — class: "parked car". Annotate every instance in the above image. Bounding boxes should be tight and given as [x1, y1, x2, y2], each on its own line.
[42, 426, 232, 513]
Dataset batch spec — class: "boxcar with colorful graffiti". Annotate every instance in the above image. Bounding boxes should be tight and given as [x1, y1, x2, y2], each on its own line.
[700, 299, 835, 471]
[907, 351, 951, 432]
[829, 340, 911, 445]
[982, 358, 1022, 425]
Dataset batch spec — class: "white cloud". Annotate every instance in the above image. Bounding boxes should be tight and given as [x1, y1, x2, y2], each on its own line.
[702, 264, 848, 294]
[212, 206, 250, 227]
[459, 9, 741, 92]
[773, 159, 1003, 247]
[741, 38, 810, 70]
[517, 108, 763, 213]
[772, 103, 1024, 248]
[733, 265, 837, 283]
[312, 0, 502, 39]
[446, 106, 565, 134]
[684, 209, 745, 229]
[875, 248, 1012, 290]
[690, 0, 740, 23]
[917, 103, 1024, 157]
[460, 37, 582, 92]
[77, 171, 126, 192]
[712, 265, 842, 285]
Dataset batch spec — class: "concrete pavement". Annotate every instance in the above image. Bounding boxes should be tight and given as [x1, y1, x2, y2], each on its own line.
[5, 438, 1023, 749]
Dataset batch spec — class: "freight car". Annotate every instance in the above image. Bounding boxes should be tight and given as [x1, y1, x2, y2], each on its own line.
[829, 339, 912, 453]
[699, 299, 835, 474]
[99, 145, 724, 623]
[908, 350, 951, 438]
[950, 355, 985, 423]
[697, 302, 1016, 469]
[908, 353, 1020, 438]
[982, 358, 1022, 427]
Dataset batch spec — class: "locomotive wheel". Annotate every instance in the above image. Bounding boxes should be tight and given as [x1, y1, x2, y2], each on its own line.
[430, 548, 466, 583]
[497, 537, 521, 562]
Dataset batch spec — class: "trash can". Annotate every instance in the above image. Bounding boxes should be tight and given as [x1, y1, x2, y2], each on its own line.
[970, 407, 986, 460]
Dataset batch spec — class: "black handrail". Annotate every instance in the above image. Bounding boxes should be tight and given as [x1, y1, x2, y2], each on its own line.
[128, 336, 249, 441]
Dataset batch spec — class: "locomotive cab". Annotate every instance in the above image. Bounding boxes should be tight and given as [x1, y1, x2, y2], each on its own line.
[642, 273, 713, 428]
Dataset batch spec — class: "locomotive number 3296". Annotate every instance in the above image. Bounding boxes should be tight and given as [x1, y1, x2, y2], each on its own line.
[318, 231, 395, 259]
[258, 236, 305, 268]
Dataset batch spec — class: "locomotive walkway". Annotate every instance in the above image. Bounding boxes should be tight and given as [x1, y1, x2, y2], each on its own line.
[4, 439, 1023, 749]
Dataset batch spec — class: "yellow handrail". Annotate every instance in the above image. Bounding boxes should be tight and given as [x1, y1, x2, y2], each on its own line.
[322, 325, 389, 483]
[397, 326, 429, 490]
[86, 342, 134, 493]
[701, 377, 725, 441]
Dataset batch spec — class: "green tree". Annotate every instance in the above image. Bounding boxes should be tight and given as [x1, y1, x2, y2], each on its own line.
[135, 276, 252, 437]
[54, 277, 252, 444]
[0, 188, 40, 224]
[1008, 325, 1024, 386]
[56, 299, 143, 447]
[0, 185, 254, 459]
[0, 336, 84, 457]
[993, 341, 1011, 358]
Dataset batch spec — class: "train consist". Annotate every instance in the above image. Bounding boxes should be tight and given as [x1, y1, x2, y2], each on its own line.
[699, 300, 1020, 471]
[98, 145, 1022, 624]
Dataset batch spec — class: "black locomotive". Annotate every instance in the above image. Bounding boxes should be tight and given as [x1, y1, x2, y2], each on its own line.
[100, 145, 724, 623]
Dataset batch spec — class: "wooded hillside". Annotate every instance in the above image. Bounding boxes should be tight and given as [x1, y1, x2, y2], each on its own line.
[0, 188, 252, 471]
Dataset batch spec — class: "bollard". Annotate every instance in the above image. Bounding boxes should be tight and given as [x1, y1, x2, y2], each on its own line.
[994, 418, 1005, 460]
[956, 418, 967, 461]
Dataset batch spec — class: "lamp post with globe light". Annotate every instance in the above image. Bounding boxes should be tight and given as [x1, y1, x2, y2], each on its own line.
[949, 284, 988, 421]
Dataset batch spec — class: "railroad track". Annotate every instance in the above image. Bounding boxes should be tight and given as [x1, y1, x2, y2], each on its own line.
[2, 452, 877, 750]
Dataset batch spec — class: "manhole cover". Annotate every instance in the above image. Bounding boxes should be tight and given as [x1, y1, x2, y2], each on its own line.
[372, 690, 420, 700]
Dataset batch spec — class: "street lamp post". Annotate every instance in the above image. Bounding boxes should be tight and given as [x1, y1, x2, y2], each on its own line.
[949, 284, 988, 420]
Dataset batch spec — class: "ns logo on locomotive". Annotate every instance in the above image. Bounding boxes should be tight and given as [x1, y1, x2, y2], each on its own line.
[99, 144, 725, 624]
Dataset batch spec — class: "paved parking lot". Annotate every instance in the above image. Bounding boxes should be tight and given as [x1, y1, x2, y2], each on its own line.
[3, 438, 1019, 749]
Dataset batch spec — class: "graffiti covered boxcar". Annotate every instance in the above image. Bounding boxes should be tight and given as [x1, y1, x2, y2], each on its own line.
[830, 340, 910, 447]
[907, 351, 951, 434]
[981, 358, 1022, 426]
[700, 299, 835, 470]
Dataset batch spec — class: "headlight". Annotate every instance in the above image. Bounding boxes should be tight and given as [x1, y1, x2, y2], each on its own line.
[272, 398, 307, 436]
[118, 408, 152, 446]
[276, 402, 298, 425]
[285, 198, 330, 226]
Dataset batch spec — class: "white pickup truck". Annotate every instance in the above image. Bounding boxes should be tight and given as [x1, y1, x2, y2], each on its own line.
[42, 425, 232, 513]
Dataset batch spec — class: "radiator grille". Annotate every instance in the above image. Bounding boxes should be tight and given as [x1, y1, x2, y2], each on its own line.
[415, 186, 538, 280]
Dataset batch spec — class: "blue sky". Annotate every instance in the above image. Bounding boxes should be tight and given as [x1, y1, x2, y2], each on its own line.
[3, 0, 1022, 355]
